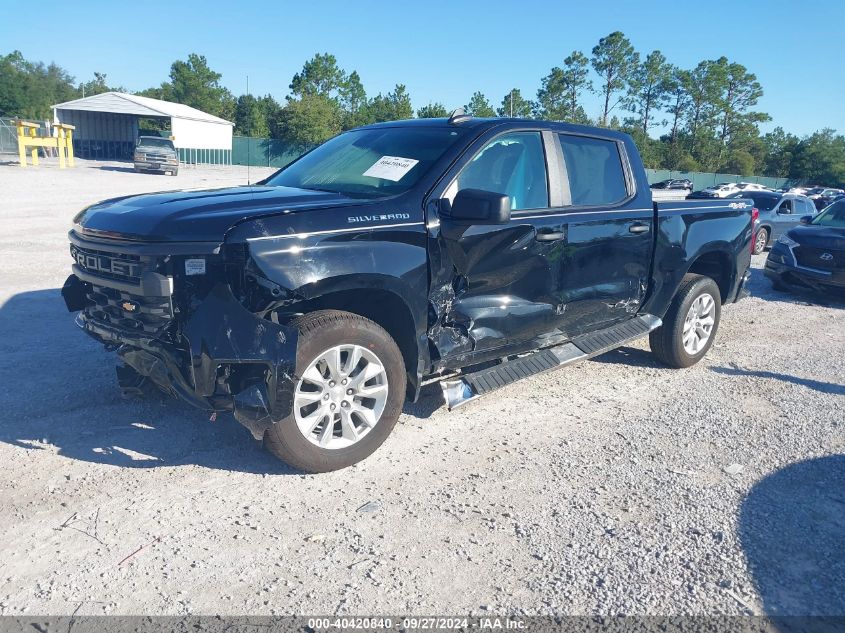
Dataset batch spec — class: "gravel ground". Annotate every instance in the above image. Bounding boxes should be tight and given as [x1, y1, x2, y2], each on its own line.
[0, 159, 842, 617]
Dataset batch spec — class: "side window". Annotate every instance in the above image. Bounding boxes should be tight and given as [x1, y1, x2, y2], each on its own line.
[559, 134, 629, 206]
[779, 199, 794, 214]
[454, 132, 548, 210]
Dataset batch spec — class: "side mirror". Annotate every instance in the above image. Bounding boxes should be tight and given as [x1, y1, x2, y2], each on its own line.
[800, 215, 813, 225]
[448, 189, 511, 225]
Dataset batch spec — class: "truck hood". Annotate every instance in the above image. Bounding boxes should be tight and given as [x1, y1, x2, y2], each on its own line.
[74, 185, 362, 242]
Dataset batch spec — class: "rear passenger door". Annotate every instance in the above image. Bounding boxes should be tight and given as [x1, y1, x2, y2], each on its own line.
[543, 133, 655, 337]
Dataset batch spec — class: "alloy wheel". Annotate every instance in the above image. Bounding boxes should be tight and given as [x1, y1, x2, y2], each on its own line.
[293, 344, 389, 449]
[682, 293, 716, 355]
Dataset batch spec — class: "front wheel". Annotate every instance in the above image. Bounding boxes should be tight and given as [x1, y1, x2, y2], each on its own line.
[650, 274, 722, 368]
[263, 310, 406, 472]
[753, 228, 768, 255]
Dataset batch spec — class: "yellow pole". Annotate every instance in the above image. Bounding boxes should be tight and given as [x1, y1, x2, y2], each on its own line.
[28, 126, 39, 167]
[17, 122, 27, 167]
[57, 127, 65, 169]
[66, 126, 74, 167]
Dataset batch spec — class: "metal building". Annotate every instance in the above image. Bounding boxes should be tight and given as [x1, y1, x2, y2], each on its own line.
[52, 92, 234, 164]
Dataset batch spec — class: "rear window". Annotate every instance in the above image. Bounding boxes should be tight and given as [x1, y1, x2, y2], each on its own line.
[559, 134, 628, 206]
[741, 193, 780, 211]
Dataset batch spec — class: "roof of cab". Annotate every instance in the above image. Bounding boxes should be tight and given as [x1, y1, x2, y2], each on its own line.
[357, 117, 633, 141]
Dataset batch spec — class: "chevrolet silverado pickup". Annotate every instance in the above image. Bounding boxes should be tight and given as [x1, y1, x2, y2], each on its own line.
[63, 114, 753, 472]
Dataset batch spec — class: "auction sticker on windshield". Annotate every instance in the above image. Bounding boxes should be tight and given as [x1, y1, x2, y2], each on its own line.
[363, 156, 419, 181]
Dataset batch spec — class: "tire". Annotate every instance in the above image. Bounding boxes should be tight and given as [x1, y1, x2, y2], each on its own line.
[171, 168, 178, 176]
[753, 228, 768, 254]
[263, 310, 406, 473]
[649, 274, 722, 368]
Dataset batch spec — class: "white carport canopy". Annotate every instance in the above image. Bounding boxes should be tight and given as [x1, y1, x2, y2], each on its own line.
[52, 92, 233, 162]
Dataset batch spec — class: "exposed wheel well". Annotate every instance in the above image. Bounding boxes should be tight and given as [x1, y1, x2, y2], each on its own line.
[687, 251, 732, 303]
[288, 289, 418, 380]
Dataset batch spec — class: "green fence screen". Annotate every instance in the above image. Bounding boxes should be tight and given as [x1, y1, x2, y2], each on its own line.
[231, 136, 304, 168]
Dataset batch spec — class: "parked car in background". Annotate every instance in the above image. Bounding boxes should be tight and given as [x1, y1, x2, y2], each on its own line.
[650, 179, 693, 191]
[729, 191, 818, 254]
[133, 136, 179, 176]
[765, 199, 845, 294]
[698, 182, 741, 198]
[734, 182, 769, 192]
[810, 188, 845, 210]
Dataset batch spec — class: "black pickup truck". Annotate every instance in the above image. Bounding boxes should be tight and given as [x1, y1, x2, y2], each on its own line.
[63, 115, 753, 472]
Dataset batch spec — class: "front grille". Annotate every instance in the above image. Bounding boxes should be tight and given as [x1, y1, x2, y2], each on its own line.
[794, 246, 843, 271]
[70, 244, 147, 285]
[145, 152, 172, 162]
[85, 284, 174, 334]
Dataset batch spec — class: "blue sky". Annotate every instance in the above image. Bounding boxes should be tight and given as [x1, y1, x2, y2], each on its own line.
[2, 0, 842, 136]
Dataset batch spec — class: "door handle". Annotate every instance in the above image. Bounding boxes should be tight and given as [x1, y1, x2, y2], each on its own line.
[535, 229, 566, 242]
[628, 222, 650, 234]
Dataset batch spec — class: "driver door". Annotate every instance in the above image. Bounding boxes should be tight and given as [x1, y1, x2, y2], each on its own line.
[427, 130, 564, 364]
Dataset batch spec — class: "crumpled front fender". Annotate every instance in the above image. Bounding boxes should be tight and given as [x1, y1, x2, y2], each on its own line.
[181, 283, 299, 439]
[68, 274, 300, 440]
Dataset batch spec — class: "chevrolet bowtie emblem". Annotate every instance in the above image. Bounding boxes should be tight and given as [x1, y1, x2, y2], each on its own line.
[121, 300, 139, 312]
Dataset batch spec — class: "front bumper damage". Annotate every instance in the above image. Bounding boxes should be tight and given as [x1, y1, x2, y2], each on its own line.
[62, 275, 299, 439]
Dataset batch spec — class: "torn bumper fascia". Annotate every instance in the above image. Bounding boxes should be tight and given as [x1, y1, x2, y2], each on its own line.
[64, 276, 299, 439]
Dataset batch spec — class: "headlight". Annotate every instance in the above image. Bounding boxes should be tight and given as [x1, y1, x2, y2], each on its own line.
[776, 234, 799, 248]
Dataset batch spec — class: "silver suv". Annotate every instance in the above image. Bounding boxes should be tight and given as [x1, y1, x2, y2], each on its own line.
[133, 136, 179, 176]
[730, 191, 817, 254]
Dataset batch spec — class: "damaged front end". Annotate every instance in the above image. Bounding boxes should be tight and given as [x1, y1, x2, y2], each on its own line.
[61, 234, 299, 439]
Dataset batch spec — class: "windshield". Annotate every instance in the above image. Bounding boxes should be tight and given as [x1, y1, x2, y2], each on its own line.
[264, 127, 466, 198]
[812, 200, 845, 226]
[137, 137, 174, 149]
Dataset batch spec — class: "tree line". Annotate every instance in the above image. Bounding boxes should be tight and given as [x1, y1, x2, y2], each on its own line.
[1, 38, 843, 185]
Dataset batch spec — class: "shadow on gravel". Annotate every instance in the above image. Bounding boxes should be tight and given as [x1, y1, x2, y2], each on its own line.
[590, 345, 664, 369]
[98, 165, 137, 173]
[402, 382, 445, 419]
[0, 289, 297, 475]
[740, 455, 845, 616]
[747, 264, 845, 308]
[711, 366, 845, 396]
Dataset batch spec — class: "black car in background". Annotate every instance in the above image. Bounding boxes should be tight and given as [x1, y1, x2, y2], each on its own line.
[812, 190, 845, 210]
[650, 179, 693, 191]
[765, 199, 845, 294]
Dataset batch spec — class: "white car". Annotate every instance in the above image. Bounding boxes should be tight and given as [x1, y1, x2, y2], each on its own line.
[702, 182, 741, 198]
[786, 187, 809, 196]
[735, 182, 769, 192]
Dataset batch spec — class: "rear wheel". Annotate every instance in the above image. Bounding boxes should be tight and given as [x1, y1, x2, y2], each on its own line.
[650, 274, 721, 368]
[753, 228, 768, 254]
[263, 310, 405, 472]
